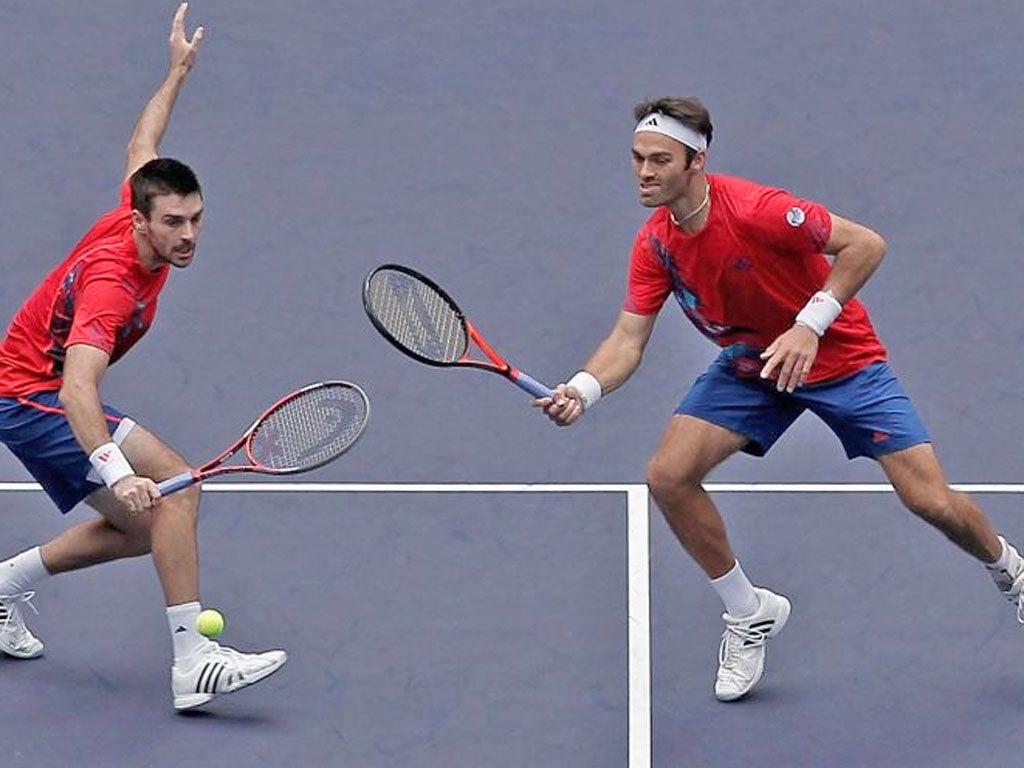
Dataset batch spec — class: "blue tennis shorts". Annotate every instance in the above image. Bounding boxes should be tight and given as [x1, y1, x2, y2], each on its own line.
[0, 391, 135, 513]
[676, 360, 929, 459]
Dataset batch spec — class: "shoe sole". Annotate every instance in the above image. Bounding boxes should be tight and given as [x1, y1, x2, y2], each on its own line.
[0, 644, 44, 659]
[174, 652, 288, 711]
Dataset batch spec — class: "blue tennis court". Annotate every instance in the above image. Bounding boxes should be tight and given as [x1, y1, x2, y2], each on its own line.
[2, 2, 1023, 766]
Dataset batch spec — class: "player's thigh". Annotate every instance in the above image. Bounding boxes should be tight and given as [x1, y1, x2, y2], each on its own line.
[675, 359, 803, 457]
[877, 443, 951, 512]
[118, 421, 190, 481]
[85, 486, 152, 539]
[648, 414, 748, 487]
[802, 362, 929, 460]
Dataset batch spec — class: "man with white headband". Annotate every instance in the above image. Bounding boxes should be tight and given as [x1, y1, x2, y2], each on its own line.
[535, 96, 1024, 702]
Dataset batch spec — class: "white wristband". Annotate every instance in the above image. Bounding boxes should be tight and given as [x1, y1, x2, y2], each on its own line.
[88, 442, 134, 488]
[567, 371, 603, 410]
[794, 290, 843, 337]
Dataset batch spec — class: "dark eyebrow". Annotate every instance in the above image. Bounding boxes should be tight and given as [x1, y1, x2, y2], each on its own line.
[162, 207, 204, 222]
[633, 150, 674, 160]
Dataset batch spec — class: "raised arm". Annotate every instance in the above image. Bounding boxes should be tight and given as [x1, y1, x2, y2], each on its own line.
[124, 2, 204, 180]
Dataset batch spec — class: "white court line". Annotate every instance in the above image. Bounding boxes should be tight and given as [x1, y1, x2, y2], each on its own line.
[626, 484, 651, 768]
[5, 478, 1023, 768]
[6, 481, 1024, 493]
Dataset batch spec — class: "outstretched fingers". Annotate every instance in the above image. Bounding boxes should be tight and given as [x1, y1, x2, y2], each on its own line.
[170, 2, 204, 71]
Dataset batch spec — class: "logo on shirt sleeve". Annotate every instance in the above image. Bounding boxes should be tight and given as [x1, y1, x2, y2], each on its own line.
[785, 207, 806, 227]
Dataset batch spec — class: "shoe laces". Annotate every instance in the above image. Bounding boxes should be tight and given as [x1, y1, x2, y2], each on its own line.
[0, 591, 39, 633]
[202, 643, 250, 667]
[719, 622, 767, 667]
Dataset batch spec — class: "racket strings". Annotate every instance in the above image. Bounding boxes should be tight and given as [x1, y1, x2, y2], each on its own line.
[366, 270, 466, 363]
[248, 385, 368, 471]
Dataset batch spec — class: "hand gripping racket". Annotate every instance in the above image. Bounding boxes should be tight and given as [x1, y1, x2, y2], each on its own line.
[362, 264, 553, 398]
[157, 381, 370, 496]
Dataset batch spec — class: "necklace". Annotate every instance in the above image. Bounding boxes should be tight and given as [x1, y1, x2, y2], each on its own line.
[670, 181, 710, 228]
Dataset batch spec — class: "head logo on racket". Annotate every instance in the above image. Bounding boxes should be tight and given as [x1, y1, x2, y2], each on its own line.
[157, 381, 370, 497]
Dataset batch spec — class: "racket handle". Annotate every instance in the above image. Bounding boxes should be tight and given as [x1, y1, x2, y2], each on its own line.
[157, 471, 198, 496]
[511, 370, 554, 399]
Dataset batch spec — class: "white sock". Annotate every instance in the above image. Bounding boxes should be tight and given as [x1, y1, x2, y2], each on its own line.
[0, 547, 51, 595]
[710, 560, 760, 618]
[167, 602, 208, 661]
[987, 540, 1011, 573]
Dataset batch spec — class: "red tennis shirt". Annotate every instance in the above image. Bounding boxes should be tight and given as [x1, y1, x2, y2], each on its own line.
[0, 182, 169, 397]
[625, 173, 887, 383]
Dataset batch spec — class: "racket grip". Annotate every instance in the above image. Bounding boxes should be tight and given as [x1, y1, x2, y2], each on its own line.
[157, 471, 197, 496]
[512, 370, 555, 399]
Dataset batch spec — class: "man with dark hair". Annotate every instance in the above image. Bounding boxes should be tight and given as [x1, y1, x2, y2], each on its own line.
[536, 95, 1024, 702]
[130, 156, 203, 217]
[0, 4, 286, 710]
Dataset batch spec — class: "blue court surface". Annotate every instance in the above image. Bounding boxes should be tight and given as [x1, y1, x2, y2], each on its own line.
[3, 2, 1024, 766]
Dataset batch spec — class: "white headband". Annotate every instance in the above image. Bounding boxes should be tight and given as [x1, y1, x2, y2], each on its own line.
[634, 112, 707, 152]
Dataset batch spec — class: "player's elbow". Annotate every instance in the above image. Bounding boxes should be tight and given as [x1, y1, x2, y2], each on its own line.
[865, 229, 887, 267]
[56, 384, 76, 410]
[57, 377, 92, 411]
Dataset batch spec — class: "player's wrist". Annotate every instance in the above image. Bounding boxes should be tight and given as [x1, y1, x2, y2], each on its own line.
[567, 371, 603, 410]
[794, 290, 842, 337]
[89, 442, 135, 488]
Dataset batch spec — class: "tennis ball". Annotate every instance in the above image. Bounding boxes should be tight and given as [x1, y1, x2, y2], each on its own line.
[196, 608, 225, 638]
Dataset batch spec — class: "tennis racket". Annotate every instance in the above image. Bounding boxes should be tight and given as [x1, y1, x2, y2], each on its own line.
[156, 380, 370, 496]
[362, 263, 553, 398]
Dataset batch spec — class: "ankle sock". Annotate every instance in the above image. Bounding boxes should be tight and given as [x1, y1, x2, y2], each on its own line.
[167, 602, 208, 661]
[0, 547, 50, 595]
[710, 560, 760, 619]
[987, 536, 1013, 571]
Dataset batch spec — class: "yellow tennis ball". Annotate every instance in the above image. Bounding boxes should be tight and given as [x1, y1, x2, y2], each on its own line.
[196, 609, 225, 638]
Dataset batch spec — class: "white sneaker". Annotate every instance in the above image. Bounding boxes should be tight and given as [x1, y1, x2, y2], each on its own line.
[715, 587, 790, 702]
[172, 642, 287, 711]
[989, 536, 1024, 623]
[0, 591, 44, 659]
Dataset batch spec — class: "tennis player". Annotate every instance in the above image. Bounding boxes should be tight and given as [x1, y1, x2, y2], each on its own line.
[0, 4, 286, 710]
[536, 96, 1024, 701]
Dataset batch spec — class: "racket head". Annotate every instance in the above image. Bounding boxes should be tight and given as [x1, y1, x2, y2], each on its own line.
[244, 380, 370, 474]
[362, 263, 470, 367]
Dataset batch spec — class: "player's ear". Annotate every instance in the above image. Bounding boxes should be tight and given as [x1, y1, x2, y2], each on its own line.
[131, 209, 147, 233]
[689, 149, 707, 172]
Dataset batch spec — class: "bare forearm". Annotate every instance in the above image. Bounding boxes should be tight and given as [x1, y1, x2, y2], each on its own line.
[582, 334, 645, 395]
[577, 311, 656, 396]
[824, 247, 884, 304]
[125, 4, 204, 178]
[58, 380, 115, 454]
[822, 215, 886, 304]
[127, 68, 189, 160]
[538, 311, 654, 426]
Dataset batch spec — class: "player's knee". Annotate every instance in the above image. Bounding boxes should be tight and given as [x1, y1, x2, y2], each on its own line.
[900, 487, 956, 525]
[113, 515, 152, 556]
[159, 480, 201, 510]
[124, 531, 152, 557]
[646, 456, 703, 501]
